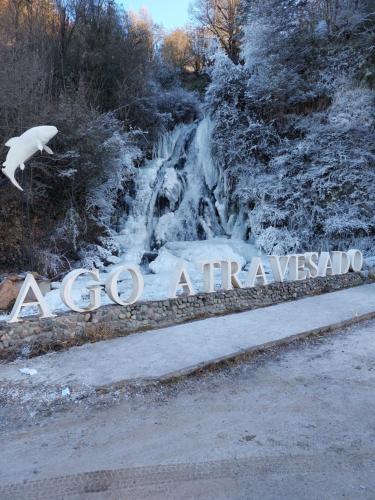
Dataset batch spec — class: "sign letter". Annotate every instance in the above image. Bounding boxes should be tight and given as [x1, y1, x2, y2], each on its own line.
[288, 254, 307, 281]
[348, 249, 363, 272]
[60, 269, 101, 313]
[169, 264, 195, 298]
[221, 260, 242, 290]
[8, 273, 55, 323]
[199, 261, 221, 293]
[305, 252, 319, 278]
[318, 252, 334, 277]
[269, 255, 290, 282]
[331, 251, 350, 275]
[246, 257, 268, 287]
[105, 265, 144, 306]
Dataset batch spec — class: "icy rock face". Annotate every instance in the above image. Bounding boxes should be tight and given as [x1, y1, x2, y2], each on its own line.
[116, 117, 240, 264]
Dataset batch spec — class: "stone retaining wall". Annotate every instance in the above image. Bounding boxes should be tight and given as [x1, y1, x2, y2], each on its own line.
[0, 272, 368, 360]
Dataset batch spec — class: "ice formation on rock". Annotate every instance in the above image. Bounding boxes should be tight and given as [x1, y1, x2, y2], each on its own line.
[115, 116, 256, 268]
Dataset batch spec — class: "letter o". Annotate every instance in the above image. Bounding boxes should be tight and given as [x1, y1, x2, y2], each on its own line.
[105, 265, 144, 306]
[348, 249, 363, 272]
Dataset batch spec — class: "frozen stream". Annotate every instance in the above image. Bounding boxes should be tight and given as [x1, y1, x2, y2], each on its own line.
[116, 118, 227, 261]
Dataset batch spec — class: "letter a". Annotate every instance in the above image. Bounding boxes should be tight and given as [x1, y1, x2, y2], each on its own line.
[169, 264, 195, 298]
[268, 255, 290, 282]
[318, 252, 334, 277]
[8, 273, 55, 323]
[246, 257, 268, 287]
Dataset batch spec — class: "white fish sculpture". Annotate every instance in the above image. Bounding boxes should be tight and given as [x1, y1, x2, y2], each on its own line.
[2, 125, 58, 191]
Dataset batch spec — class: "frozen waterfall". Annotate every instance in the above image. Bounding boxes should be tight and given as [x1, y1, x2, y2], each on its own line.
[109, 115, 261, 289]
[116, 116, 231, 265]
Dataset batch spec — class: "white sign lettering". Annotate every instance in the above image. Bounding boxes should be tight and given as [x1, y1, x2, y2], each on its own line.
[169, 264, 195, 298]
[7, 249, 364, 323]
[106, 265, 144, 306]
[221, 260, 242, 291]
[60, 268, 102, 313]
[8, 273, 56, 323]
[268, 255, 290, 282]
[246, 257, 268, 287]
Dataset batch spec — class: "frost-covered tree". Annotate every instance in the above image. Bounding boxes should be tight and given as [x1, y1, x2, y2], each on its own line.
[0, 0, 200, 275]
[190, 0, 242, 63]
[206, 0, 375, 254]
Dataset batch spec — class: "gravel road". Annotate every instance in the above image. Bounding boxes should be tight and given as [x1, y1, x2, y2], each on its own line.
[1, 320, 375, 499]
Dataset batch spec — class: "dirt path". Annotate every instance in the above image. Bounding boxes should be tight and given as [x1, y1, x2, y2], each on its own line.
[1, 321, 375, 499]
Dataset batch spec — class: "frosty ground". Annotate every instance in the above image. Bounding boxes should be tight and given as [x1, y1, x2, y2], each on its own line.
[1, 320, 375, 499]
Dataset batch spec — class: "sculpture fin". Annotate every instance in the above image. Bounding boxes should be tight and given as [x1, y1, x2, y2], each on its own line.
[20, 163, 25, 171]
[11, 177, 24, 192]
[43, 145, 54, 155]
[1, 167, 23, 191]
[5, 137, 19, 148]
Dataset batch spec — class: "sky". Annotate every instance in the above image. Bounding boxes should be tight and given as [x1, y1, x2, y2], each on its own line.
[123, 0, 191, 30]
